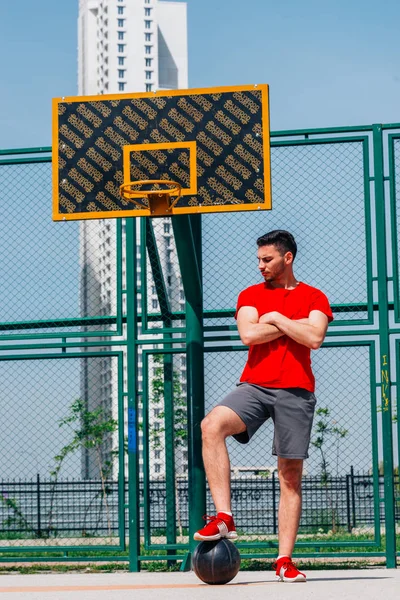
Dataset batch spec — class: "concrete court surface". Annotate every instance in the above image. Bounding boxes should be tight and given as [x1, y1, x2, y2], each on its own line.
[0, 569, 399, 600]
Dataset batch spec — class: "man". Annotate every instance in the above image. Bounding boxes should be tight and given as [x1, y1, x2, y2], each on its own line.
[194, 230, 333, 583]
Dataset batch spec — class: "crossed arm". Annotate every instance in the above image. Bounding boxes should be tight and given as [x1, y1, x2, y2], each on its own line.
[237, 306, 329, 350]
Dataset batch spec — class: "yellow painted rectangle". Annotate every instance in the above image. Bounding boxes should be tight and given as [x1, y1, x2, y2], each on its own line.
[123, 141, 198, 195]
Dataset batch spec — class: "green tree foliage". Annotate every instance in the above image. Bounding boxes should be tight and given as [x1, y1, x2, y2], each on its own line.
[150, 354, 187, 458]
[0, 493, 35, 535]
[48, 399, 118, 536]
[311, 407, 348, 532]
[149, 353, 187, 536]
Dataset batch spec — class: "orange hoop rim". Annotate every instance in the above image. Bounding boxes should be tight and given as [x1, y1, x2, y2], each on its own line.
[119, 180, 182, 199]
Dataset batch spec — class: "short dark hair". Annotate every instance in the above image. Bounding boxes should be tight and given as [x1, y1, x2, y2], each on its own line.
[256, 230, 297, 260]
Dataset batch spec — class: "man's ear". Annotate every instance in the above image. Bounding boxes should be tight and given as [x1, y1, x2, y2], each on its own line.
[284, 251, 293, 265]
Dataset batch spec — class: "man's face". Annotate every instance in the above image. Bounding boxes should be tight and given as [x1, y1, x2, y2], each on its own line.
[257, 244, 292, 283]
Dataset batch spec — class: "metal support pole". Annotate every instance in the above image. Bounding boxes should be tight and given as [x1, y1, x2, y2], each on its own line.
[350, 466, 356, 530]
[373, 124, 397, 568]
[36, 473, 41, 538]
[172, 214, 206, 568]
[126, 218, 141, 572]
[346, 474, 351, 533]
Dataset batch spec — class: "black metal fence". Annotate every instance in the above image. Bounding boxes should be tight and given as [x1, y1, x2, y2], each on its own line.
[1, 473, 398, 541]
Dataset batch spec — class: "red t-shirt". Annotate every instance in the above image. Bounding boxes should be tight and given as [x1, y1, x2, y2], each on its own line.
[235, 282, 333, 392]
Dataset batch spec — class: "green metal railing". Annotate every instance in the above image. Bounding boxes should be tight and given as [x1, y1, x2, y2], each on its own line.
[0, 122, 399, 569]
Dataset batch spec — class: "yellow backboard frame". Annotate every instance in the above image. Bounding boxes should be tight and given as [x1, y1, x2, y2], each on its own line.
[52, 84, 271, 221]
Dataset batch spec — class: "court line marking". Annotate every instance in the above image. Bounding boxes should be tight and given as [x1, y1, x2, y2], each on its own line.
[0, 582, 269, 593]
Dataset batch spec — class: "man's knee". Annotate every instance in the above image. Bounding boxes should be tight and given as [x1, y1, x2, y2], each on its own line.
[201, 413, 226, 441]
[201, 407, 244, 441]
[278, 460, 303, 492]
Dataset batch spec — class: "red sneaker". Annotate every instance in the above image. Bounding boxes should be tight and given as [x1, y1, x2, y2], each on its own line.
[193, 513, 238, 541]
[274, 556, 306, 582]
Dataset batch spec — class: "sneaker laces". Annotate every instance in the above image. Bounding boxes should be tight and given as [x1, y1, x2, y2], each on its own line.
[202, 514, 222, 523]
[279, 559, 301, 575]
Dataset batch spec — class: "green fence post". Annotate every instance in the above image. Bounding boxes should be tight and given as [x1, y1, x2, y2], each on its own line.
[163, 342, 177, 564]
[172, 214, 206, 567]
[126, 218, 141, 572]
[373, 124, 397, 568]
[144, 219, 177, 557]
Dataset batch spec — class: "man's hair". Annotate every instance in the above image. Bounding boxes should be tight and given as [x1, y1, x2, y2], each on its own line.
[256, 230, 297, 260]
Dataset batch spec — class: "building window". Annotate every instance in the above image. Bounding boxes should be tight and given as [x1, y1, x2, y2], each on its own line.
[145, 71, 152, 80]
[118, 56, 125, 65]
[155, 450, 161, 459]
[118, 6, 124, 14]
[118, 31, 125, 40]
[118, 69, 125, 78]
[145, 58, 152, 67]
[152, 298, 158, 309]
[145, 33, 152, 41]
[118, 19, 125, 27]
[155, 464, 161, 473]
[145, 45, 152, 54]
[145, 8, 152, 16]
[118, 44, 125, 52]
[146, 83, 153, 92]
[145, 0, 151, 3]
[163, 222, 170, 233]
[118, 82, 125, 91]
[145, 20, 151, 29]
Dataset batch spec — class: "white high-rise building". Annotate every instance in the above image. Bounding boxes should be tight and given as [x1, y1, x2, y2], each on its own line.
[78, 0, 188, 479]
[78, 0, 188, 95]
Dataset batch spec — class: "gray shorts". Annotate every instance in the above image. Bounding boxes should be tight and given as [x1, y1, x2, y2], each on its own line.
[218, 383, 317, 459]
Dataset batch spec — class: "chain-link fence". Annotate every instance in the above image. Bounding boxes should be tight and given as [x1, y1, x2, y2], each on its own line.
[0, 123, 399, 568]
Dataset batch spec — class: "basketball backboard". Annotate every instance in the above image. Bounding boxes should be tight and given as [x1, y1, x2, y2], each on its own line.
[52, 84, 271, 220]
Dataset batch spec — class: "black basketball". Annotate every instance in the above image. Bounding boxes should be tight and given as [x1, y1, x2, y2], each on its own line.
[192, 539, 241, 585]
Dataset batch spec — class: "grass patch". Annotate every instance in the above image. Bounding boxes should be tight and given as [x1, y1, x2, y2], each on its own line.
[0, 532, 397, 574]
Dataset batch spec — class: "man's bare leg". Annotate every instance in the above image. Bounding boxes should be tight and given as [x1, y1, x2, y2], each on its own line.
[201, 406, 247, 512]
[277, 457, 303, 557]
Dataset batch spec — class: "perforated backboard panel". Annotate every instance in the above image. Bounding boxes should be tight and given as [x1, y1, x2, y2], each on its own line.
[52, 85, 271, 220]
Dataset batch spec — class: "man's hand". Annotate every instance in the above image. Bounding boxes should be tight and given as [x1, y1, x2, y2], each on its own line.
[259, 311, 281, 326]
[237, 306, 285, 346]
[259, 310, 328, 349]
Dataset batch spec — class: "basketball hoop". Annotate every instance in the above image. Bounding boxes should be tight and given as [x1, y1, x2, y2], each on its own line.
[119, 180, 182, 216]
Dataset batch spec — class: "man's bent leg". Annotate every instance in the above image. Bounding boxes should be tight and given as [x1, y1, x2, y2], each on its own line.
[201, 406, 247, 512]
[277, 457, 303, 557]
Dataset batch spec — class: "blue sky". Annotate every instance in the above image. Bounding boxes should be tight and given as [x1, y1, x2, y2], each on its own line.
[1, 0, 400, 150]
